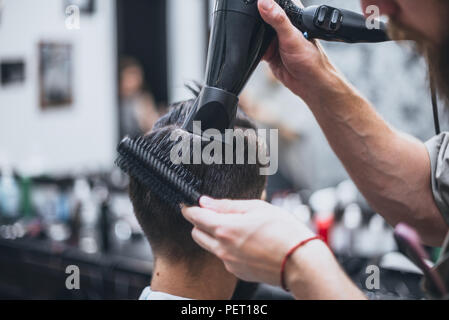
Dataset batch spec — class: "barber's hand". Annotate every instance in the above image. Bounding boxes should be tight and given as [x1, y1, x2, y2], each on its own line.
[258, 0, 339, 101]
[181, 197, 318, 286]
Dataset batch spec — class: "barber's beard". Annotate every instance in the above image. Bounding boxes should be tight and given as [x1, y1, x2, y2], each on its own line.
[388, 20, 449, 104]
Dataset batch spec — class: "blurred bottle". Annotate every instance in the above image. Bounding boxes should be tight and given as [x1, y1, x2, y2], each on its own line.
[56, 189, 71, 222]
[335, 180, 358, 221]
[92, 182, 110, 253]
[309, 188, 337, 245]
[73, 177, 99, 254]
[19, 176, 32, 219]
[32, 185, 58, 223]
[0, 162, 21, 221]
[331, 203, 363, 255]
[354, 214, 396, 257]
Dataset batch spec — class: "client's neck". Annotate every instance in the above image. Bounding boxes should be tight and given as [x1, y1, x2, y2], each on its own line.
[150, 256, 237, 300]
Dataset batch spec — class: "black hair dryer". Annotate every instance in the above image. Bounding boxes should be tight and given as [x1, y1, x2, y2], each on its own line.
[183, 0, 275, 134]
[183, 0, 389, 134]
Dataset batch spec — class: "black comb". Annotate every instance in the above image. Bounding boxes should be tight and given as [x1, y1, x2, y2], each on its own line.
[116, 136, 202, 208]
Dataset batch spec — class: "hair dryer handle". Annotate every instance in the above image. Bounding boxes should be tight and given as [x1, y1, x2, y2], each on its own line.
[278, 2, 390, 43]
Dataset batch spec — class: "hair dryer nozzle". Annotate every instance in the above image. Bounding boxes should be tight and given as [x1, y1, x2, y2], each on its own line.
[183, 86, 239, 134]
[183, 0, 274, 135]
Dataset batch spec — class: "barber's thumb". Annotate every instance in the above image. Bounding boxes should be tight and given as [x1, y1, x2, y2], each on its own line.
[199, 196, 227, 211]
[258, 0, 306, 49]
[200, 196, 259, 213]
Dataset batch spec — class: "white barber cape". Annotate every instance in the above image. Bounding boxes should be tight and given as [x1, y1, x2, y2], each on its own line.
[139, 287, 192, 300]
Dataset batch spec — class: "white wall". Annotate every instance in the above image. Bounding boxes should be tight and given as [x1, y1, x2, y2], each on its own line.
[167, 0, 207, 103]
[0, 0, 117, 175]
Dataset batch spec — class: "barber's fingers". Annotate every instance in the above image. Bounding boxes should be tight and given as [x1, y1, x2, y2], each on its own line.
[258, 0, 308, 51]
[200, 196, 264, 214]
[191, 227, 220, 255]
[182, 206, 229, 235]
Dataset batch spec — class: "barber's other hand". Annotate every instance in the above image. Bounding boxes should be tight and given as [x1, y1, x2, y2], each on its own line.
[181, 197, 320, 286]
[258, 0, 339, 101]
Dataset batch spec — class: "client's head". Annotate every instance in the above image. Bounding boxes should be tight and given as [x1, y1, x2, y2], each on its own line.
[128, 98, 267, 276]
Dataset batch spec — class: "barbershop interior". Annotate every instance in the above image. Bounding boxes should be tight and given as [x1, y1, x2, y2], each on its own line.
[0, 0, 446, 300]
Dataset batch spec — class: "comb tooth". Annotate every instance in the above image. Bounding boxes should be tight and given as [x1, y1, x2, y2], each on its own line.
[139, 137, 148, 154]
[133, 137, 141, 157]
[143, 138, 151, 153]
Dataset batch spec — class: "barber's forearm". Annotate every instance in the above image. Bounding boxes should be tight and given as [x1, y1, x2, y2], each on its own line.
[286, 240, 366, 300]
[300, 72, 447, 245]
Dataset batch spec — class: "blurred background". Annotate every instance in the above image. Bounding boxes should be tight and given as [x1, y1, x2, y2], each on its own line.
[0, 0, 445, 300]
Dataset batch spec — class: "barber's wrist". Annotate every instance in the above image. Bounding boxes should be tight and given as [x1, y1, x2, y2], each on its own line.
[285, 239, 366, 300]
[284, 239, 336, 297]
[294, 68, 355, 109]
[285, 238, 330, 279]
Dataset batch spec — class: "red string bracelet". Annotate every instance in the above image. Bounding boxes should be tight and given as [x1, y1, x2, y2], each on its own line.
[280, 236, 323, 292]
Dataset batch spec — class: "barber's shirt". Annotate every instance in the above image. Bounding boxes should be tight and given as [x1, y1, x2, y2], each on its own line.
[424, 133, 449, 298]
[139, 287, 192, 300]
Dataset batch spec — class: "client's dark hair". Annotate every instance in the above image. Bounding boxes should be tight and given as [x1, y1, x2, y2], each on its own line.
[128, 98, 267, 272]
